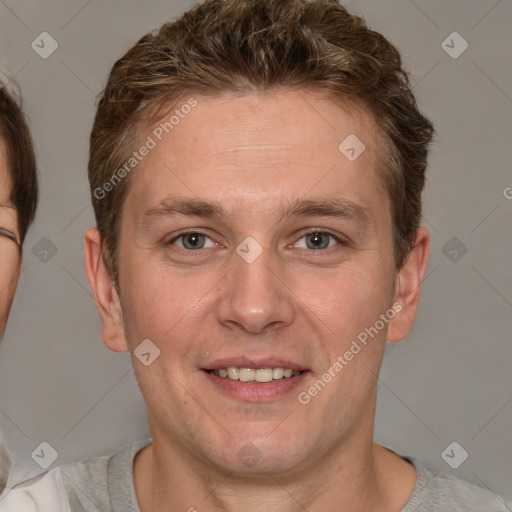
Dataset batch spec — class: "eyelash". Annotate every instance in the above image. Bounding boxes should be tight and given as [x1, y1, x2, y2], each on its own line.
[166, 230, 346, 251]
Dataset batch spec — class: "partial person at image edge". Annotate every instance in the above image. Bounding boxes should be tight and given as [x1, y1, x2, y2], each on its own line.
[0, 81, 38, 493]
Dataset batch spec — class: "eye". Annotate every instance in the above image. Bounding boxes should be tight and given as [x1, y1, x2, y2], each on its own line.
[294, 231, 342, 250]
[0, 227, 20, 249]
[168, 231, 217, 250]
[166, 230, 343, 252]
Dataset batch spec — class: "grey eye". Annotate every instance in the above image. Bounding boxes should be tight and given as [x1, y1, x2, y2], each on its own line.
[306, 232, 329, 249]
[180, 232, 207, 250]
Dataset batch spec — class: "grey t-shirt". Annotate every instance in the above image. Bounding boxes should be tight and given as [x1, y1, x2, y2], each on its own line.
[60, 440, 508, 511]
[1, 439, 508, 511]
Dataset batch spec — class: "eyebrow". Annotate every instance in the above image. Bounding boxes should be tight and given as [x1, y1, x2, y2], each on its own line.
[142, 196, 371, 228]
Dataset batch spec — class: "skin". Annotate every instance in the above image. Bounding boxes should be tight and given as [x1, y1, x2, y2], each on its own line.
[85, 90, 430, 512]
[0, 138, 20, 341]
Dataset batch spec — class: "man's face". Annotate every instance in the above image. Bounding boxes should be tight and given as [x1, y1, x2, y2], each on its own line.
[0, 139, 20, 340]
[102, 90, 412, 473]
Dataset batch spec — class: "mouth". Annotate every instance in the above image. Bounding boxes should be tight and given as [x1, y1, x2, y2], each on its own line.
[205, 367, 303, 382]
[201, 359, 309, 401]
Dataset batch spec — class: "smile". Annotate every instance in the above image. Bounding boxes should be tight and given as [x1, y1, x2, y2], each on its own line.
[207, 367, 302, 382]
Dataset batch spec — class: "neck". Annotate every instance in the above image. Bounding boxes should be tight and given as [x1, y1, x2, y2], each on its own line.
[134, 430, 416, 512]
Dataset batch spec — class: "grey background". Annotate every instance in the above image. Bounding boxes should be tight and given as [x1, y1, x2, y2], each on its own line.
[0, 0, 510, 505]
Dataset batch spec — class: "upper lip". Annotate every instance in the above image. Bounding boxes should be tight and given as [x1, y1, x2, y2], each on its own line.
[203, 357, 308, 372]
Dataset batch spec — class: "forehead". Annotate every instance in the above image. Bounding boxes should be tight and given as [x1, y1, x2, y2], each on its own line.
[126, 90, 387, 218]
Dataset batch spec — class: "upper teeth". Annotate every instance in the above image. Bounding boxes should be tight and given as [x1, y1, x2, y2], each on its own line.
[210, 367, 300, 382]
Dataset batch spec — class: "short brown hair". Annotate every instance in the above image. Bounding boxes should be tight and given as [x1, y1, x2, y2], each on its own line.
[89, 0, 434, 283]
[0, 81, 38, 245]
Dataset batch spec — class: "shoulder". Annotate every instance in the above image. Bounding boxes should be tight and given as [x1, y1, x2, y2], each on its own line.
[0, 439, 150, 512]
[0, 468, 70, 512]
[402, 456, 509, 512]
[60, 438, 150, 512]
[0, 433, 11, 494]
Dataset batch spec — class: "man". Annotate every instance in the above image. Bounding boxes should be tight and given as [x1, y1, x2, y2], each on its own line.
[0, 0, 507, 510]
[0, 82, 38, 491]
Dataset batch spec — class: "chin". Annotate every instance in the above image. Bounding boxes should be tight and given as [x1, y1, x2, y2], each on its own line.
[210, 435, 309, 476]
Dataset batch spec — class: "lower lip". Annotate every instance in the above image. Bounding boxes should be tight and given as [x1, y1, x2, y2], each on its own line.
[202, 370, 309, 401]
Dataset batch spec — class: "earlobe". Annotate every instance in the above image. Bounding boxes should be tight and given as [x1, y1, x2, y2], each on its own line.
[84, 227, 128, 353]
[387, 227, 430, 343]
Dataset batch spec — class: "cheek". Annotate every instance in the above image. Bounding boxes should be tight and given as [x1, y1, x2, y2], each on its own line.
[0, 255, 20, 331]
[297, 261, 393, 341]
[119, 259, 216, 349]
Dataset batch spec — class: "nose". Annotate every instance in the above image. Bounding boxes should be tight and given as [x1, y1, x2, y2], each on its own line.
[216, 245, 295, 334]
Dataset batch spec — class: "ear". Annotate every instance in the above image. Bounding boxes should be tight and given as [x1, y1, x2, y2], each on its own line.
[84, 227, 128, 352]
[387, 227, 430, 343]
